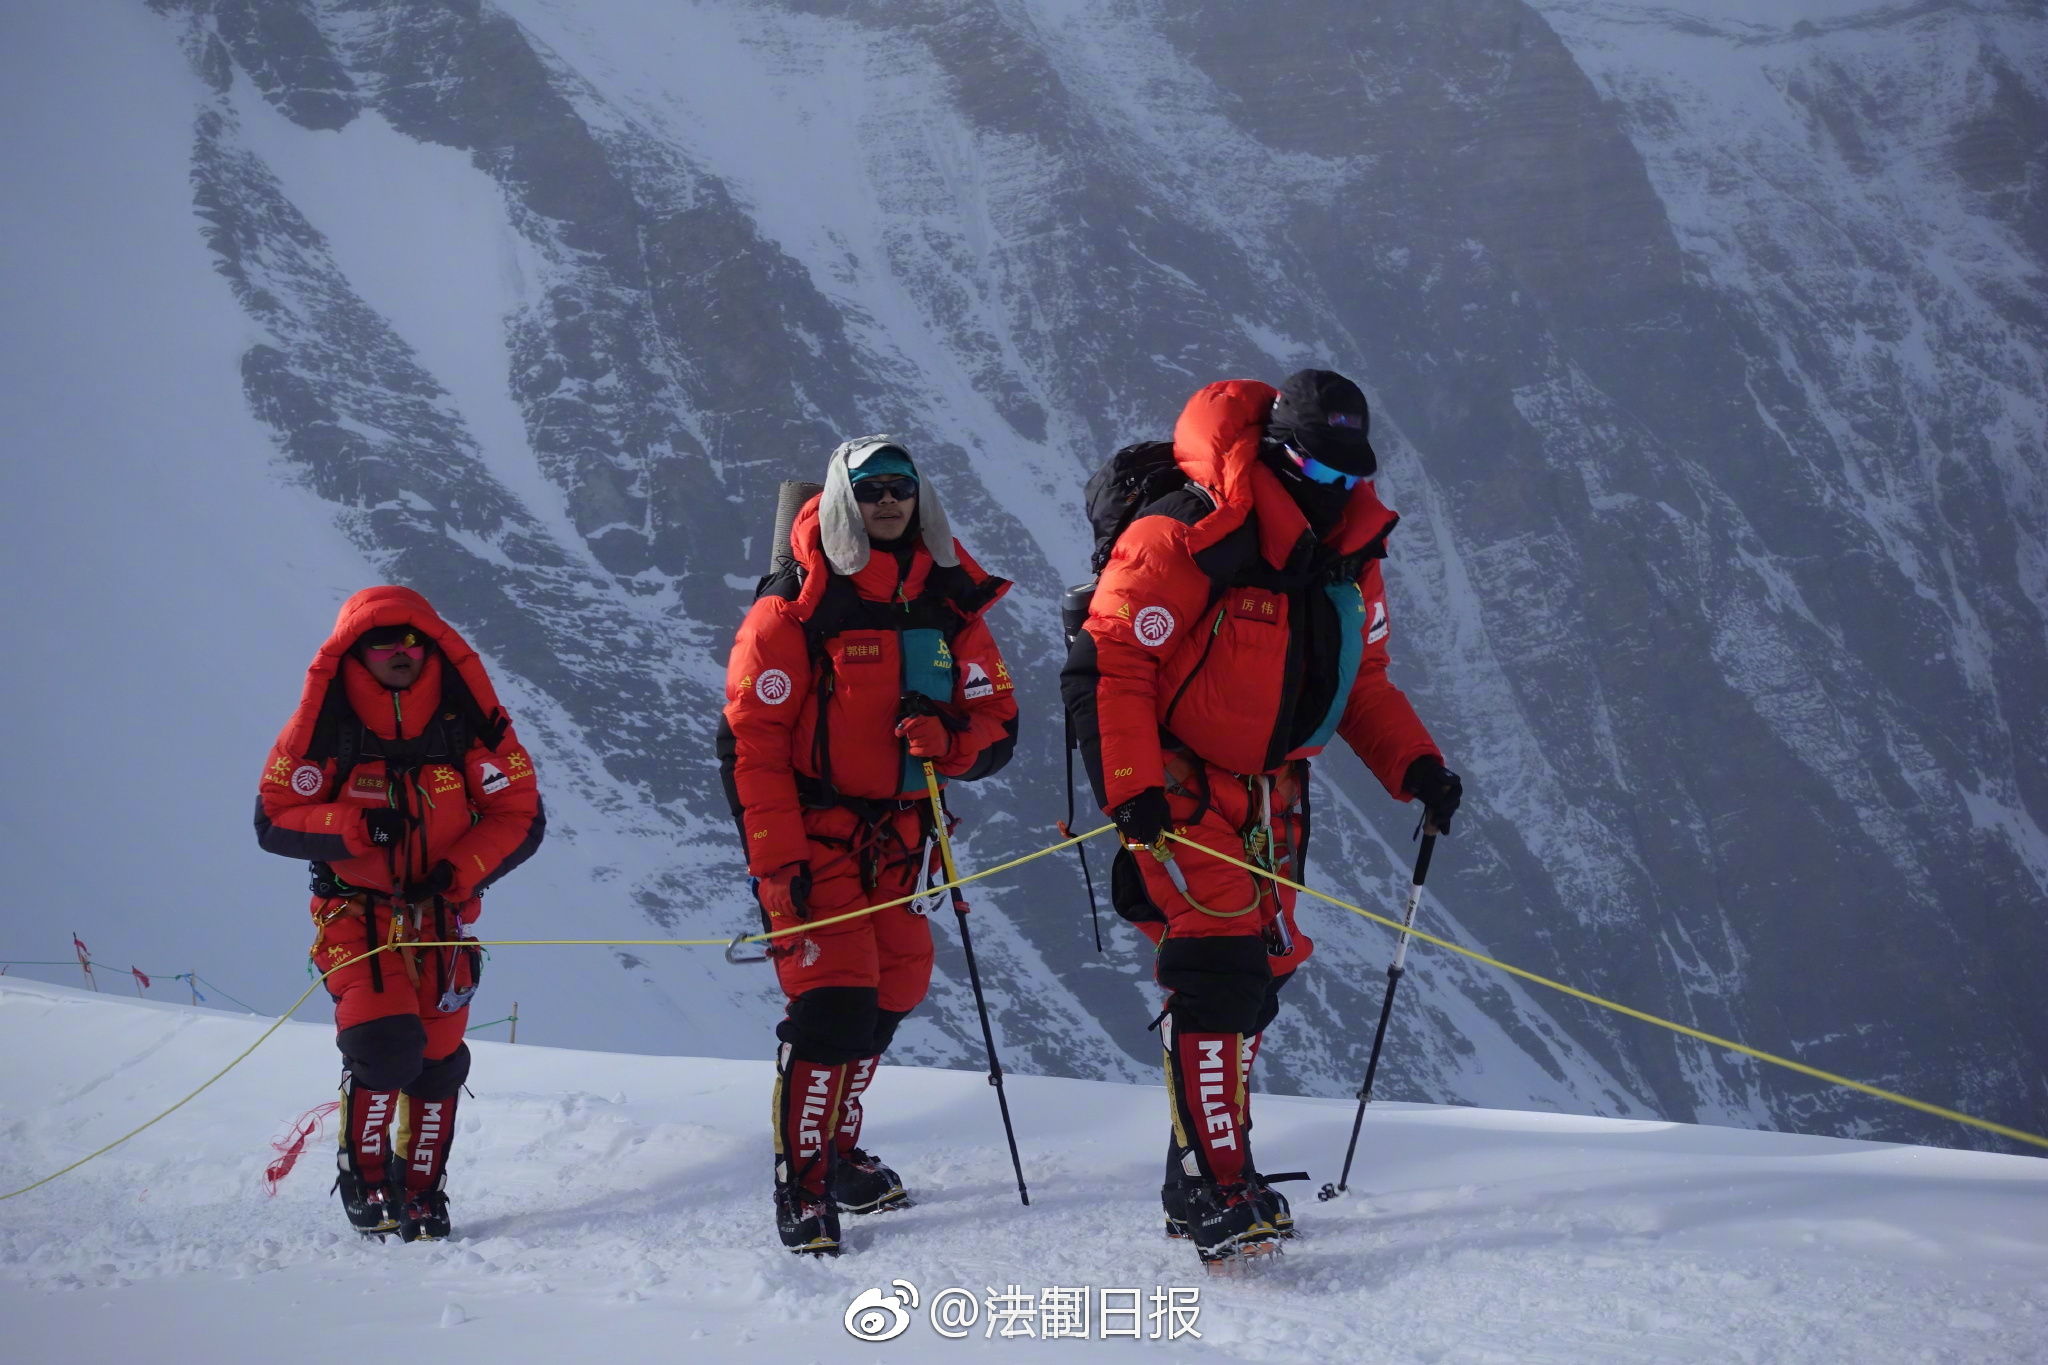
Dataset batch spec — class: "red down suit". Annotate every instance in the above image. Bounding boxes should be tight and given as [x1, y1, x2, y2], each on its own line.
[255, 586, 544, 1056]
[718, 497, 1018, 1020]
[1064, 379, 1441, 1191]
[1064, 378, 1440, 977]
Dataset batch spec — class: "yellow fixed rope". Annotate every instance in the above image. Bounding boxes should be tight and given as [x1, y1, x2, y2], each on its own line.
[0, 825, 1115, 1202]
[8, 817, 2043, 1202]
[1163, 830, 2048, 1153]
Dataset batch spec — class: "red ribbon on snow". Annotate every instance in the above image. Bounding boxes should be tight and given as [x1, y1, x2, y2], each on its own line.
[263, 1101, 341, 1195]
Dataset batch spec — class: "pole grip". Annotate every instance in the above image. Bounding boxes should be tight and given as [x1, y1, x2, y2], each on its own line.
[1412, 830, 1436, 886]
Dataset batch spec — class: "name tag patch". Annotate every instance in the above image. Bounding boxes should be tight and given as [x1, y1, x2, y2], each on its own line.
[839, 632, 888, 666]
[1229, 589, 1281, 625]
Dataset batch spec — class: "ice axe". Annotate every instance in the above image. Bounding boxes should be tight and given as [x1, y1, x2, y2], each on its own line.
[1318, 823, 1437, 1202]
[901, 691, 1031, 1207]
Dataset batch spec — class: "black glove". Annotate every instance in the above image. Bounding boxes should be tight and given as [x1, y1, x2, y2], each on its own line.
[402, 861, 455, 905]
[1403, 755, 1463, 835]
[1112, 787, 1171, 849]
[362, 808, 408, 848]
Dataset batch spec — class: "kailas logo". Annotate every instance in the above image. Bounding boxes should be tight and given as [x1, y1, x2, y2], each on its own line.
[1134, 605, 1175, 647]
[1366, 599, 1389, 645]
[1195, 1039, 1238, 1150]
[290, 764, 324, 796]
[756, 668, 793, 704]
[962, 661, 994, 699]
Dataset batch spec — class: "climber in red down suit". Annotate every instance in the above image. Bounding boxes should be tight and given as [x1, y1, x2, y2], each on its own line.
[1062, 371, 1463, 1264]
[719, 438, 1018, 1255]
[255, 585, 544, 1242]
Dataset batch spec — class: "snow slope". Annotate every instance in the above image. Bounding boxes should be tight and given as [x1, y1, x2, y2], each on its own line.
[5, 977, 2045, 1363]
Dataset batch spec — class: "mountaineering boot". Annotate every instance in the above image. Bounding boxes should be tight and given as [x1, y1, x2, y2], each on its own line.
[335, 1169, 398, 1236]
[399, 1182, 453, 1243]
[1230, 1032, 1298, 1238]
[773, 1044, 851, 1254]
[336, 1076, 402, 1237]
[830, 1054, 910, 1213]
[1250, 1172, 1296, 1239]
[1186, 1180, 1280, 1268]
[1162, 1019, 1266, 1254]
[392, 1089, 459, 1241]
[834, 1147, 910, 1214]
[776, 1181, 843, 1256]
[1162, 1137, 1197, 1239]
[383, 1085, 460, 1243]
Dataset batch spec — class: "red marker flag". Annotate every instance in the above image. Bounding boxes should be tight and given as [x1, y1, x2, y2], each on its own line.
[131, 966, 152, 992]
[264, 1101, 341, 1194]
[72, 934, 97, 992]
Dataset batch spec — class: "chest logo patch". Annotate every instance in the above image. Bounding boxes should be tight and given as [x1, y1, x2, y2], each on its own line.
[479, 762, 510, 795]
[962, 661, 994, 700]
[290, 764, 325, 797]
[1133, 605, 1176, 648]
[1366, 599, 1389, 645]
[756, 668, 793, 704]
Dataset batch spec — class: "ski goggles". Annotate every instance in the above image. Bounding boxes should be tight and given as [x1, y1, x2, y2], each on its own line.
[852, 476, 920, 504]
[362, 642, 428, 663]
[1282, 443, 1363, 490]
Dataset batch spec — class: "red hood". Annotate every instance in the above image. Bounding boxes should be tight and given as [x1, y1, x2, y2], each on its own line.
[786, 497, 1009, 618]
[1172, 379, 1398, 567]
[274, 585, 505, 756]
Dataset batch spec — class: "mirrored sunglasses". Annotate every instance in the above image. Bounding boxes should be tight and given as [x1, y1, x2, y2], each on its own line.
[852, 477, 919, 504]
[363, 642, 427, 663]
[1284, 444, 1363, 490]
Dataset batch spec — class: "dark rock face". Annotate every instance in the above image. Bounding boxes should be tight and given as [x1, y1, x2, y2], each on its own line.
[142, 0, 2046, 1148]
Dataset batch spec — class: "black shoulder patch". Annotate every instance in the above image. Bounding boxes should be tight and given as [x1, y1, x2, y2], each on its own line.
[1134, 485, 1215, 530]
[1190, 518, 1258, 585]
[756, 563, 804, 602]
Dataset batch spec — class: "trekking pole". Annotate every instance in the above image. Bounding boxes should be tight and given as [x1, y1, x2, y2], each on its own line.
[920, 755, 1031, 1207]
[1319, 827, 1436, 1202]
[1061, 712, 1104, 952]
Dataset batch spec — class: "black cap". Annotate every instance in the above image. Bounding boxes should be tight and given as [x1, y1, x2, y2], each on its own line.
[1270, 369, 1378, 478]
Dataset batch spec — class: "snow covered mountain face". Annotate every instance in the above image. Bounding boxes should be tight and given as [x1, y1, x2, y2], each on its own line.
[106, 0, 2044, 1147]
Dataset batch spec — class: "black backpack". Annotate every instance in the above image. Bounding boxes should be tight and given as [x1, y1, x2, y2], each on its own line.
[1061, 441, 1213, 646]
